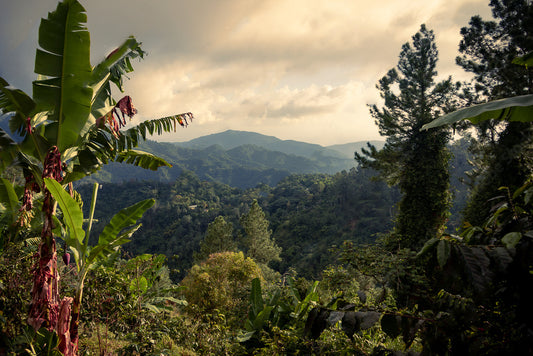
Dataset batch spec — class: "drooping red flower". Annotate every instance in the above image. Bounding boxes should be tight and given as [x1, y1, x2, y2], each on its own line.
[26, 117, 33, 134]
[116, 95, 137, 122]
[20, 174, 40, 212]
[57, 297, 75, 356]
[41, 146, 63, 238]
[42, 146, 63, 182]
[28, 239, 60, 331]
[96, 95, 138, 137]
[62, 252, 70, 266]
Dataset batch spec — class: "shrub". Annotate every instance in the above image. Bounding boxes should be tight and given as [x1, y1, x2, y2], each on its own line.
[180, 251, 263, 325]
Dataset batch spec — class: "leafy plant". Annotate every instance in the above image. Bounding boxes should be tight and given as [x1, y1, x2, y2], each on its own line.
[239, 276, 320, 343]
[125, 254, 187, 314]
[0, 1, 193, 353]
[44, 178, 155, 354]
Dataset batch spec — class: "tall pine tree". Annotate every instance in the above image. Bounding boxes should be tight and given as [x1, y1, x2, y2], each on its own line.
[240, 200, 281, 265]
[457, 0, 533, 226]
[356, 25, 456, 250]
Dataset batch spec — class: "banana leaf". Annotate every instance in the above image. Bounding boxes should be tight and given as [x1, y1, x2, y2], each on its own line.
[32, 0, 93, 152]
[422, 94, 533, 130]
[0, 178, 20, 226]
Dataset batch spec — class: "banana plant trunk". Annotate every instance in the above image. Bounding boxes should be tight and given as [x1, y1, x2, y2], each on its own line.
[68, 286, 84, 355]
[27, 236, 60, 332]
[27, 147, 78, 355]
[27, 167, 60, 330]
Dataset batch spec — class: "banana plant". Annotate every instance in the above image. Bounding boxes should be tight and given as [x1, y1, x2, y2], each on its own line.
[0, 0, 192, 351]
[44, 178, 154, 355]
[238, 277, 320, 343]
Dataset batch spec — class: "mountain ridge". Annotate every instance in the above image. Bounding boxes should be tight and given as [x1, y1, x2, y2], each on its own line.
[172, 129, 384, 160]
[83, 130, 384, 188]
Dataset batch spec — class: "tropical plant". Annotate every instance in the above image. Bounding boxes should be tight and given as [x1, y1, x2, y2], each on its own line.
[44, 178, 155, 354]
[0, 0, 192, 354]
[124, 253, 187, 314]
[421, 94, 533, 130]
[454, 0, 533, 226]
[238, 276, 320, 344]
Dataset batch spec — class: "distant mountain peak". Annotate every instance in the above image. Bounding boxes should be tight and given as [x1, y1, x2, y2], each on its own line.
[172, 130, 384, 161]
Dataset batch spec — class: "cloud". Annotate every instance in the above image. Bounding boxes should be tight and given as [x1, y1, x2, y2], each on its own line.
[0, 0, 493, 145]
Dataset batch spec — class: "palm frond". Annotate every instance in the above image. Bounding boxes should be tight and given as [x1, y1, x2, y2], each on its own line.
[115, 149, 171, 170]
[120, 112, 194, 150]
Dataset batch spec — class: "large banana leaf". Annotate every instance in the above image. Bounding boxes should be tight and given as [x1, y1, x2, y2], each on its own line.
[0, 178, 20, 226]
[32, 0, 92, 153]
[422, 94, 533, 130]
[91, 37, 146, 93]
[0, 128, 18, 171]
[120, 112, 194, 148]
[88, 37, 146, 128]
[87, 198, 154, 264]
[44, 178, 85, 268]
[96, 198, 154, 245]
[0, 77, 36, 136]
[115, 149, 172, 170]
[0, 78, 36, 170]
[44, 178, 85, 243]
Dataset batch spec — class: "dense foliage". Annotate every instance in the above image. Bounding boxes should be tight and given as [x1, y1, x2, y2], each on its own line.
[75, 167, 401, 281]
[84, 138, 357, 189]
[457, 0, 533, 226]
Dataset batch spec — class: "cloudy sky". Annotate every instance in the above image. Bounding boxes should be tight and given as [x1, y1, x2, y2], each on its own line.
[0, 0, 492, 146]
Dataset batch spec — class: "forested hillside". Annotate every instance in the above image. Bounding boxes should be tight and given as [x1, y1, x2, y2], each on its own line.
[76, 167, 400, 280]
[83, 136, 359, 188]
[77, 137, 470, 281]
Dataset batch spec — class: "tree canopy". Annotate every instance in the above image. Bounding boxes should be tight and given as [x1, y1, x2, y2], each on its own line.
[240, 200, 282, 265]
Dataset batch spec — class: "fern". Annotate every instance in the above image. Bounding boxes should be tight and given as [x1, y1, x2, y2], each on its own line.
[437, 289, 474, 311]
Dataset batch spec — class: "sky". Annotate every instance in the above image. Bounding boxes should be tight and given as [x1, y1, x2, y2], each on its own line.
[0, 0, 493, 146]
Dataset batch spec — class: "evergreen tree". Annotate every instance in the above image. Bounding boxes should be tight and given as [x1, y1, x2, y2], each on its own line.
[457, 0, 533, 226]
[356, 25, 455, 250]
[240, 200, 281, 264]
[194, 216, 237, 262]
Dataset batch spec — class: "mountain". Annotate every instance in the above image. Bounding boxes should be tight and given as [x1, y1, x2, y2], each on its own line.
[174, 130, 351, 160]
[84, 132, 380, 188]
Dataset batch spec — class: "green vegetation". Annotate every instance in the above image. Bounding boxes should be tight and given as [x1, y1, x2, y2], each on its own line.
[240, 200, 281, 266]
[1, 0, 532, 355]
[455, 0, 533, 226]
[85, 137, 359, 189]
[194, 216, 237, 263]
